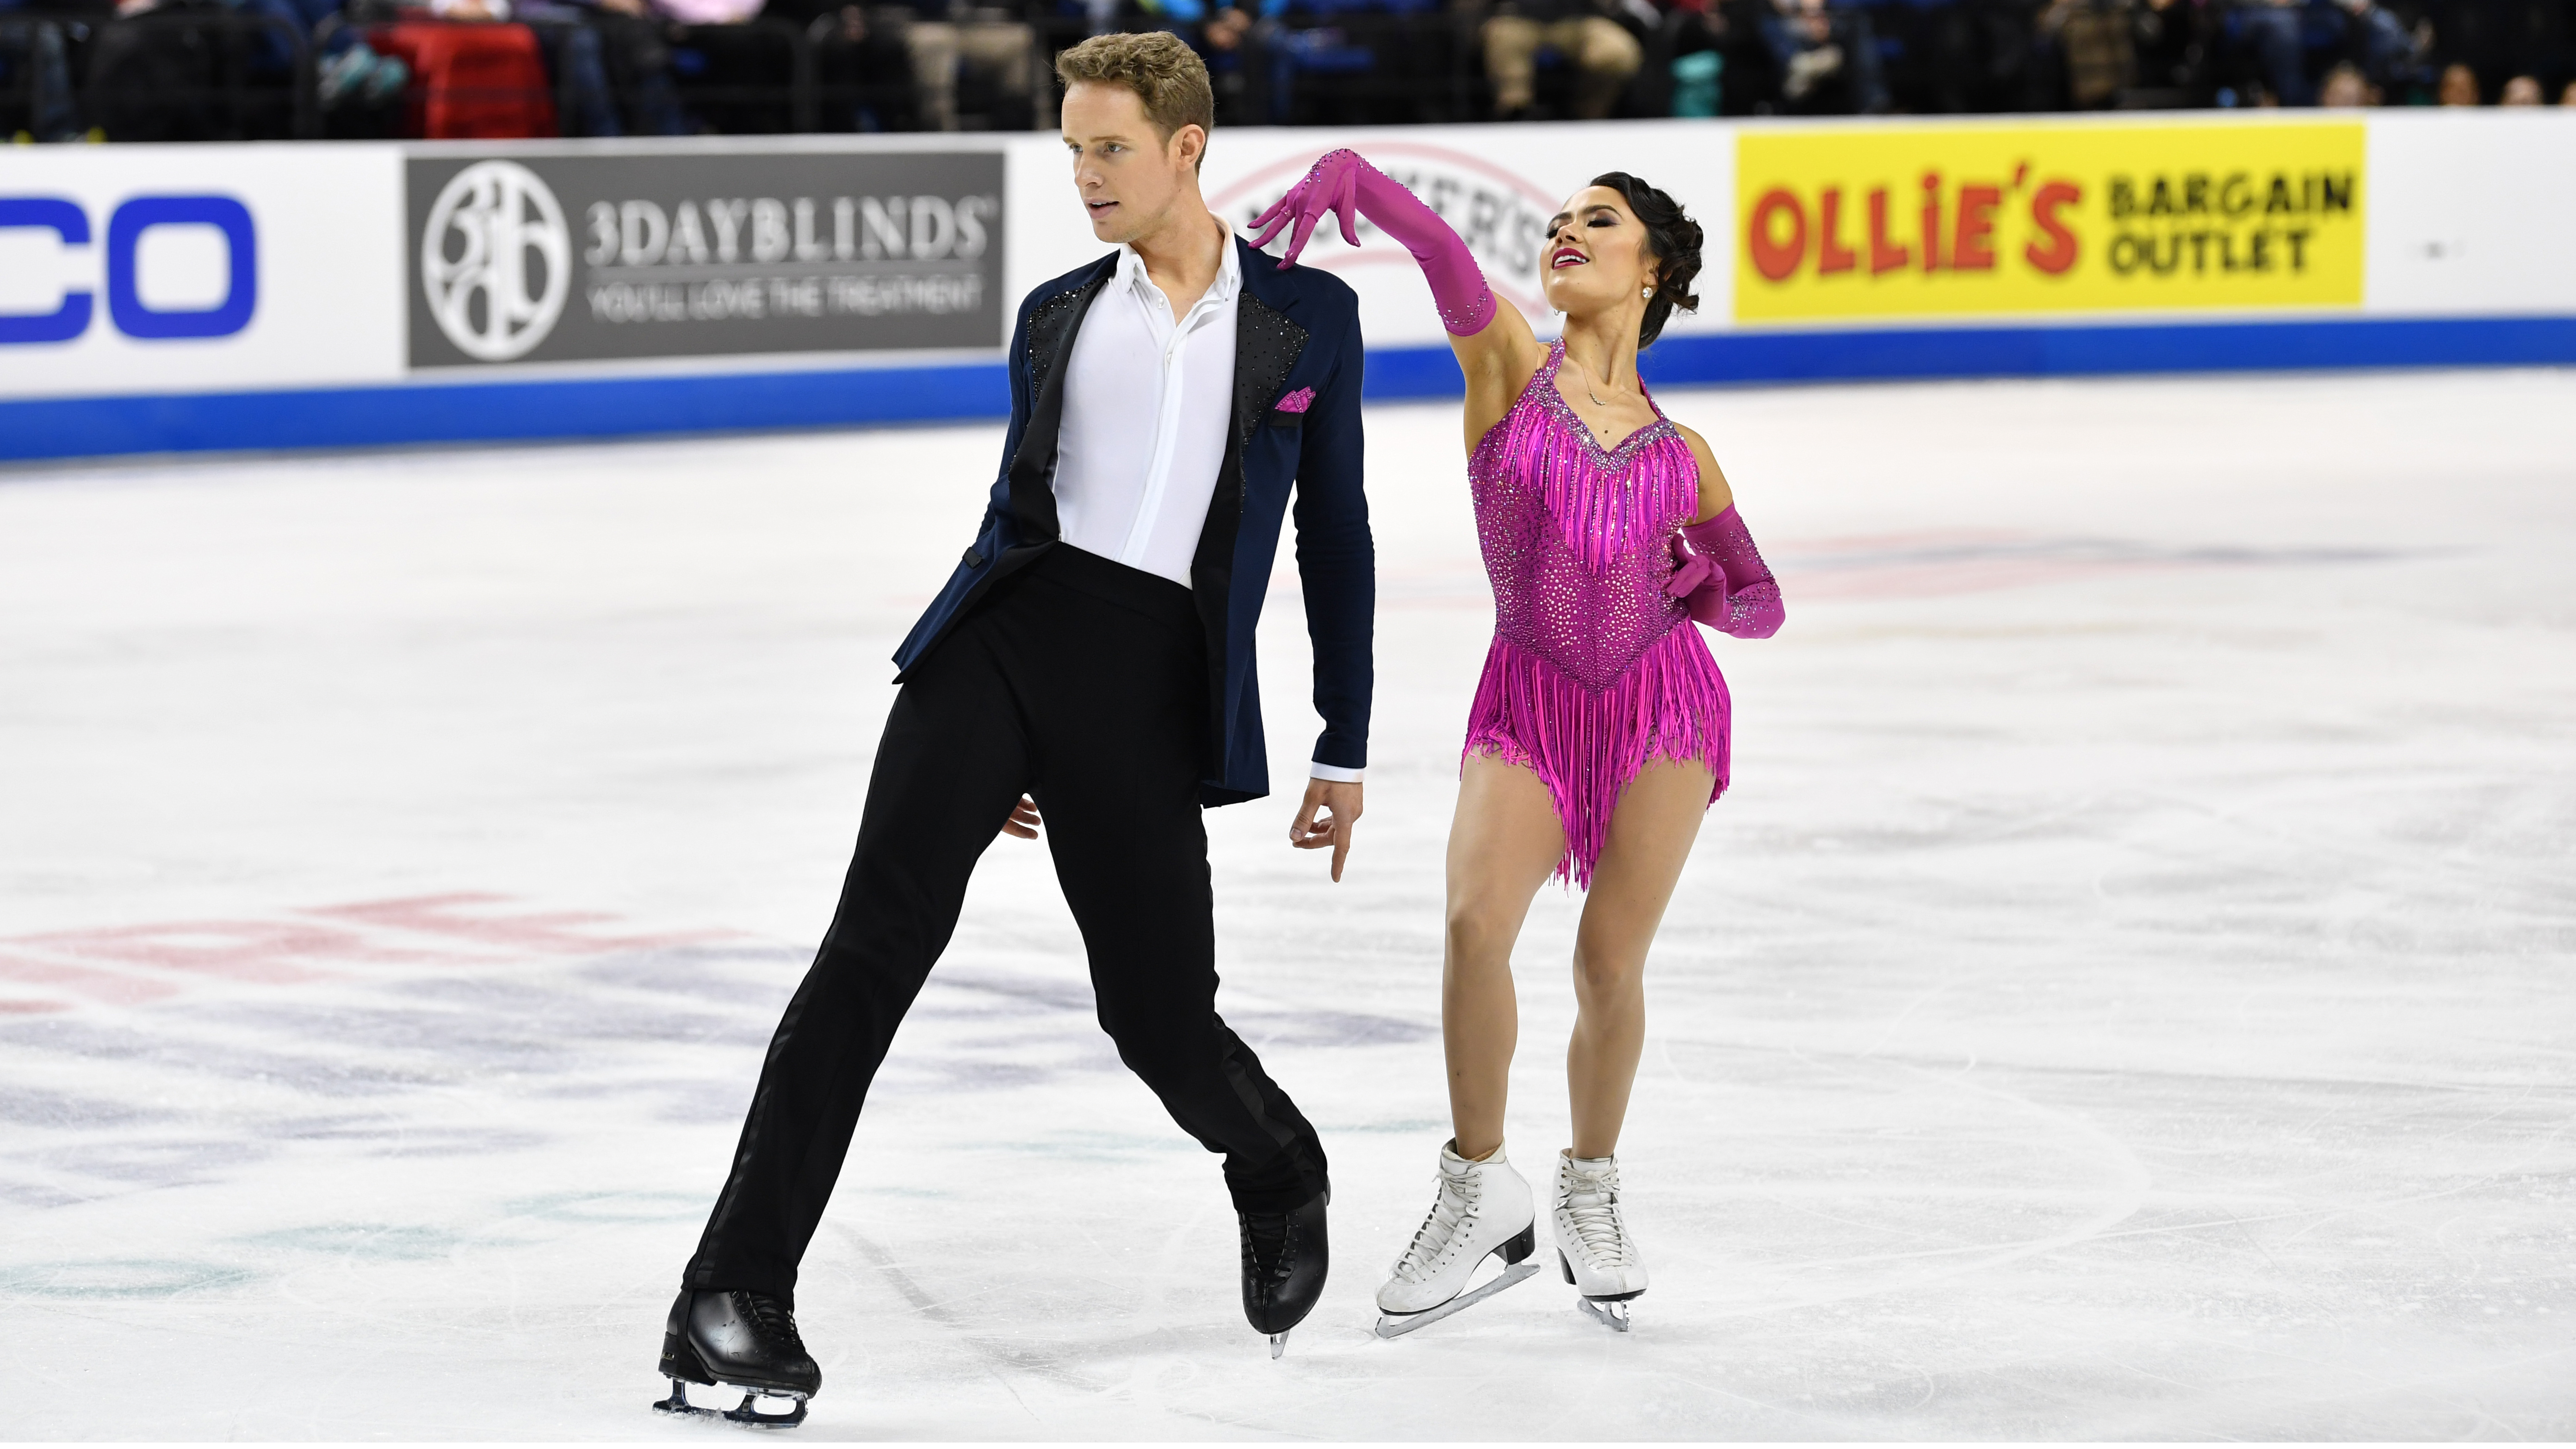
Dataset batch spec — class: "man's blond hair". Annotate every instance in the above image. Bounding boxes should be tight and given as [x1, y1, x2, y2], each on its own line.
[1055, 31, 1215, 168]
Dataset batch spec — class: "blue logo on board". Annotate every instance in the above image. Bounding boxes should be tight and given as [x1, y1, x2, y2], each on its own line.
[0, 195, 257, 345]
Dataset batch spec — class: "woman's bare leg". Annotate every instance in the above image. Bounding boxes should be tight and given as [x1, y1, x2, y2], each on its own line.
[1567, 758, 1715, 1159]
[1443, 753, 1570, 1160]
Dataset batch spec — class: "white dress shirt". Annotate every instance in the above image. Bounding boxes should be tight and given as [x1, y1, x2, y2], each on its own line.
[1052, 227, 1360, 786]
[1054, 231, 1240, 593]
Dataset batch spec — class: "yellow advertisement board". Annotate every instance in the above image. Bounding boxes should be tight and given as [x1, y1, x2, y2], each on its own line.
[1733, 121, 2365, 323]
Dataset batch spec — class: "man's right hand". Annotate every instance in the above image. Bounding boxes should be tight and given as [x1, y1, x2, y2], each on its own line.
[1000, 795, 1042, 841]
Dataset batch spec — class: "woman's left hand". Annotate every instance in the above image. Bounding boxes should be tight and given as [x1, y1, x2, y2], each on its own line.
[1249, 149, 1368, 269]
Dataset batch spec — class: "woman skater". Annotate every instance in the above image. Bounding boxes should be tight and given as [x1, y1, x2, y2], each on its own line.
[1253, 154, 1782, 1332]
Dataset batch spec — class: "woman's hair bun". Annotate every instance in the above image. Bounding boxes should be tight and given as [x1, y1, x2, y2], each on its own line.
[1590, 171, 1702, 349]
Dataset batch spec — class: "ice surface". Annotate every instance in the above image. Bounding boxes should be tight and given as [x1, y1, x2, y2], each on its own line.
[2, 371, 2572, 1439]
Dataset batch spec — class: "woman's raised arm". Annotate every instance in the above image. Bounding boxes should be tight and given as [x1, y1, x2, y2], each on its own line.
[1251, 150, 1549, 452]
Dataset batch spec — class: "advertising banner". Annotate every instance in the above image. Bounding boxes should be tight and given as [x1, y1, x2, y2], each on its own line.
[405, 148, 1007, 368]
[6, 114, 2573, 462]
[1733, 121, 2367, 323]
[0, 144, 401, 402]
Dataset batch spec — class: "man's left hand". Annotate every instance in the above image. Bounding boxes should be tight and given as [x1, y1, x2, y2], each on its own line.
[1288, 779, 1363, 882]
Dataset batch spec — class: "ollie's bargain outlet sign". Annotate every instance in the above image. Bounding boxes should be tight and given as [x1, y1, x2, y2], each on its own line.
[1732, 122, 2368, 322]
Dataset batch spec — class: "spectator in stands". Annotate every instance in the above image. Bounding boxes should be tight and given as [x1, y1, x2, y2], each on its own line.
[787, 1, 920, 130]
[517, 0, 694, 134]
[1472, 0, 1646, 118]
[2497, 69, 2539, 100]
[2039, 0, 2136, 109]
[2433, 0, 2562, 110]
[873, 0, 1036, 129]
[1757, 0, 1885, 113]
[2329, 0, 2426, 103]
[0, 0, 87, 140]
[1662, 0, 1725, 115]
[2436, 57, 2477, 99]
[2129, 0, 2214, 105]
[1195, 0, 1256, 119]
[85, 0, 310, 137]
[2317, 54, 2371, 99]
[2223, 0, 2314, 106]
[1237, 0, 1454, 125]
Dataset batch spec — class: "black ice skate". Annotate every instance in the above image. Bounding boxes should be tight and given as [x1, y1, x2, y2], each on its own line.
[1239, 1192, 1329, 1359]
[653, 1287, 821, 1427]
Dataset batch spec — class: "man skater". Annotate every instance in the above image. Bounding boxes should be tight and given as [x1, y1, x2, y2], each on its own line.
[654, 31, 1372, 1425]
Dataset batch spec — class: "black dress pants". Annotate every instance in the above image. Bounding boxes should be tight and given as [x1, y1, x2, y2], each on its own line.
[685, 545, 1329, 1300]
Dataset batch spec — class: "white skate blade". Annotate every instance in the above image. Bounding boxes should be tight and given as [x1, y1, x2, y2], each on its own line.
[1576, 1296, 1633, 1333]
[1373, 1262, 1540, 1339]
[1269, 1331, 1288, 1360]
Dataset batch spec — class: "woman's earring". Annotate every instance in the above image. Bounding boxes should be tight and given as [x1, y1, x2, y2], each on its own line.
[1641, 285, 1653, 300]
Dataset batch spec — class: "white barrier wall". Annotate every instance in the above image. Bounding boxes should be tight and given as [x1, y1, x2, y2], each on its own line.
[4, 112, 2572, 459]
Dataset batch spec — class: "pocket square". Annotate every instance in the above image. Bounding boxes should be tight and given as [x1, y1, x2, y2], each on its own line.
[1274, 387, 1315, 414]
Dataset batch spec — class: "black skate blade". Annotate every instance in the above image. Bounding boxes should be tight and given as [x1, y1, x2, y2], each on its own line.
[1576, 1296, 1633, 1333]
[653, 1378, 811, 1427]
[723, 1391, 810, 1427]
[653, 1379, 710, 1417]
[1373, 1261, 1541, 1340]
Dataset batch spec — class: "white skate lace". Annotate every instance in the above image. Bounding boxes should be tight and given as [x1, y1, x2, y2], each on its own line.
[1560, 1171, 1632, 1268]
[1390, 1171, 1478, 1284]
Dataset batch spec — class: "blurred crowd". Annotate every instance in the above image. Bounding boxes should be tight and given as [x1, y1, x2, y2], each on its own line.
[3, 0, 2571, 141]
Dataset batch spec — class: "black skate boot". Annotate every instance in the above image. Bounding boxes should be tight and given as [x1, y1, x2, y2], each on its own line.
[653, 1287, 820, 1427]
[1239, 1192, 1329, 1359]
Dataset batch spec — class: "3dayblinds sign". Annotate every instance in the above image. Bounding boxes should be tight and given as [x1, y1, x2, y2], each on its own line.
[405, 149, 1005, 367]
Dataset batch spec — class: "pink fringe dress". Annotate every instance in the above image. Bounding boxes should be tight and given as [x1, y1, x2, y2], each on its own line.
[1462, 341, 1733, 888]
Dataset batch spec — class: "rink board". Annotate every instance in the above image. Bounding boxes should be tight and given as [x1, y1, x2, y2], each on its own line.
[2, 112, 2571, 460]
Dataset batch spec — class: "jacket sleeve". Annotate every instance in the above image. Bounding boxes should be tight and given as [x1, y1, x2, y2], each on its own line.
[964, 300, 1033, 561]
[891, 297, 1029, 672]
[1289, 309, 1375, 775]
[981, 301, 1034, 543]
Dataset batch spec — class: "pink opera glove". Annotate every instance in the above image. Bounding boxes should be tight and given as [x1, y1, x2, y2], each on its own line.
[1249, 149, 1497, 337]
[1669, 506, 1784, 639]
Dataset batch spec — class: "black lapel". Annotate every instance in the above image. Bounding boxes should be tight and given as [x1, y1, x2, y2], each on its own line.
[1187, 260, 1310, 755]
[1230, 294, 1309, 451]
[1006, 260, 1116, 544]
[1188, 288, 1308, 591]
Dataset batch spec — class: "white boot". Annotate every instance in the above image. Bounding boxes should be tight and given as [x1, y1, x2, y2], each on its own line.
[1552, 1151, 1647, 1330]
[1375, 1139, 1539, 1329]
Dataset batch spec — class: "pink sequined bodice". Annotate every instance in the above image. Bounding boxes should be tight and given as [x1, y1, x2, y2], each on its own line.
[1469, 342, 1699, 691]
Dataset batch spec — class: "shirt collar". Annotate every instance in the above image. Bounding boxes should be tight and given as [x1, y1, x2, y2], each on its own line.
[1115, 219, 1240, 311]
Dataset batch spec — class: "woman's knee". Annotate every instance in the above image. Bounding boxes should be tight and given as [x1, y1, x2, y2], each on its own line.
[1444, 898, 1520, 967]
[1569, 944, 1643, 1004]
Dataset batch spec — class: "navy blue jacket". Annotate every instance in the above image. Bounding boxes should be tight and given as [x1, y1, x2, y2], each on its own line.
[892, 238, 1374, 808]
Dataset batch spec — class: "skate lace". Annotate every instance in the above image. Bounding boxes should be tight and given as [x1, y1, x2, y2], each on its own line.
[1560, 1175, 1631, 1267]
[740, 1291, 802, 1343]
[1241, 1210, 1294, 1278]
[1390, 1171, 1478, 1283]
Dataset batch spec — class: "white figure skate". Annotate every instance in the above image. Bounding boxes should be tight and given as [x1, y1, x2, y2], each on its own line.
[1373, 1140, 1540, 1338]
[1553, 1151, 1647, 1331]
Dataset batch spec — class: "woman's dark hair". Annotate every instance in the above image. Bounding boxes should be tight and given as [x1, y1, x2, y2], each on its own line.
[1590, 171, 1702, 349]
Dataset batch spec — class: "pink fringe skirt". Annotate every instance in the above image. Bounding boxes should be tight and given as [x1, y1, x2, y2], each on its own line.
[1461, 621, 1731, 889]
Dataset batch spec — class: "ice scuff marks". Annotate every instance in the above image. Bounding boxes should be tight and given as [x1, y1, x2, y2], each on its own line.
[1771, 532, 2433, 600]
[0, 895, 763, 1210]
[0, 893, 1436, 1208]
